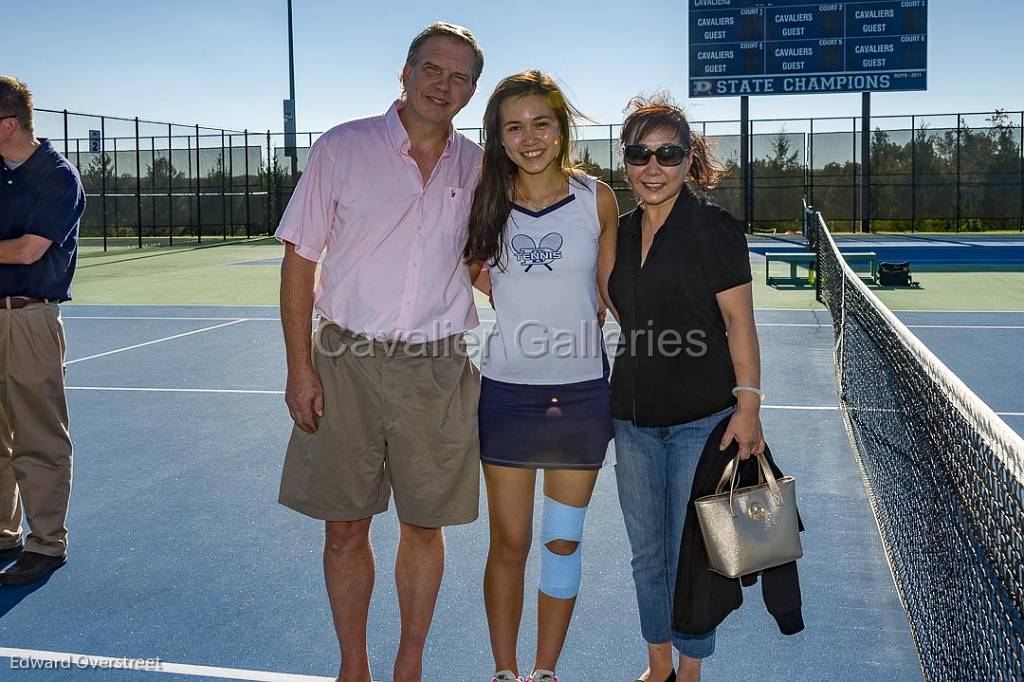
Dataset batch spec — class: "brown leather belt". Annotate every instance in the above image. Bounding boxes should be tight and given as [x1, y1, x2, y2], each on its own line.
[0, 296, 49, 309]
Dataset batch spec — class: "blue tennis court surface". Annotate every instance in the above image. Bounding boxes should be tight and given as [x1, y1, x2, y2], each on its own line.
[1, 304, 1019, 680]
[748, 234, 1024, 267]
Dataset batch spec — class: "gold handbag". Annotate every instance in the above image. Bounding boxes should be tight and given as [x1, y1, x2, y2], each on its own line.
[694, 452, 802, 579]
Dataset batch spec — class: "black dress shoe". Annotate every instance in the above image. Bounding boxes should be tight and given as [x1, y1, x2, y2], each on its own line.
[0, 543, 23, 563]
[0, 551, 66, 585]
[635, 671, 675, 682]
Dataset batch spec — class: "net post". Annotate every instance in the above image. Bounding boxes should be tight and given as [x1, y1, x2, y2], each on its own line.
[814, 212, 822, 304]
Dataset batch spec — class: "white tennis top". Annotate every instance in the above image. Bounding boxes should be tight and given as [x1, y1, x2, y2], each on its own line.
[480, 174, 605, 385]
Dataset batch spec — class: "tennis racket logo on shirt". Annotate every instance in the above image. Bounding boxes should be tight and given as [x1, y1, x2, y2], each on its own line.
[511, 232, 563, 271]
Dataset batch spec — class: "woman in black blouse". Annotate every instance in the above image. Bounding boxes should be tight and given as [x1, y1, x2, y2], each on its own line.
[607, 95, 765, 682]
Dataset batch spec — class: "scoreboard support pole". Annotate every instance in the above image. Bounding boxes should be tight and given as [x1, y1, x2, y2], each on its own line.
[862, 91, 871, 233]
[741, 95, 751, 233]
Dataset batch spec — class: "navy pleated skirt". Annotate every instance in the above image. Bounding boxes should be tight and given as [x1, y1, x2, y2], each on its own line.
[479, 368, 613, 470]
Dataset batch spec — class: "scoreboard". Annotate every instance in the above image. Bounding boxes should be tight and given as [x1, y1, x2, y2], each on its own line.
[689, 0, 927, 97]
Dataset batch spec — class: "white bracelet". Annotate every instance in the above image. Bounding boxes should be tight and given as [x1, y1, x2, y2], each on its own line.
[732, 386, 765, 401]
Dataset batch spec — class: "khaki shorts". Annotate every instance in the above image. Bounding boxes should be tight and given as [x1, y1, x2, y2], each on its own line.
[279, 321, 480, 527]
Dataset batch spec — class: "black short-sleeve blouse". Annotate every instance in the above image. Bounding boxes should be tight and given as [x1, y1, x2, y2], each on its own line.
[608, 188, 752, 426]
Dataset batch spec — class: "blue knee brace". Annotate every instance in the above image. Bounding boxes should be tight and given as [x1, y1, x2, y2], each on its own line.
[539, 496, 588, 600]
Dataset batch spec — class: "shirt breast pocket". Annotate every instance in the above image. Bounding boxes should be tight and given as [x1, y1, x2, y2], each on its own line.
[441, 186, 473, 236]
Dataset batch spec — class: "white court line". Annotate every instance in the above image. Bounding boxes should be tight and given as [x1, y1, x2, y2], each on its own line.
[762, 405, 838, 411]
[67, 386, 284, 395]
[762, 404, 1024, 418]
[906, 325, 1024, 330]
[58, 388, 1024, 418]
[64, 320, 248, 365]
[754, 307, 1024, 314]
[758, 323, 1024, 330]
[0, 646, 335, 681]
[60, 316, 1022, 331]
[63, 316, 253, 321]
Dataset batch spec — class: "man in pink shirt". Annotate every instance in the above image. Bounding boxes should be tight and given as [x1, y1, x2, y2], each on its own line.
[275, 22, 483, 682]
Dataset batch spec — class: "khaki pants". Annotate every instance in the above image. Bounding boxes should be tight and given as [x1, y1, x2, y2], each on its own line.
[0, 303, 73, 557]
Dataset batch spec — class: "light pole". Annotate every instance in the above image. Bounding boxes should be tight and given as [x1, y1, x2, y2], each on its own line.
[283, 0, 298, 178]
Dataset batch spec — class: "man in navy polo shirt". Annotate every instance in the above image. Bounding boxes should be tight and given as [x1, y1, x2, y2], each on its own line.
[0, 76, 83, 585]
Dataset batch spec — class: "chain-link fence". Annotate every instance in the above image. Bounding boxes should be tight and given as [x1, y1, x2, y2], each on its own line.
[33, 109, 273, 253]
[34, 107, 1024, 251]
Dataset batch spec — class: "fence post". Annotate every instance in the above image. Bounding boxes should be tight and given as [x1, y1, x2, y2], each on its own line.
[745, 94, 753, 233]
[1019, 111, 1023, 233]
[195, 124, 202, 244]
[186, 135, 193, 237]
[607, 124, 614, 186]
[228, 133, 235, 238]
[101, 116, 108, 252]
[911, 115, 916, 233]
[62, 109, 68, 158]
[861, 92, 871, 233]
[266, 130, 273, 235]
[113, 137, 120, 241]
[851, 117, 857, 232]
[168, 124, 174, 246]
[955, 114, 961, 233]
[135, 117, 143, 248]
[244, 129, 251, 238]
[151, 138, 157, 244]
[808, 118, 814, 207]
[221, 129, 227, 241]
[748, 117, 755, 231]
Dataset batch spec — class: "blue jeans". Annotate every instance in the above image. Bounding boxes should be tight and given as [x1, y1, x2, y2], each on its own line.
[613, 406, 733, 659]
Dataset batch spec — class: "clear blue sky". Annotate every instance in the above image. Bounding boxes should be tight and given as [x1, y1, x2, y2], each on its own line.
[9, 0, 1024, 136]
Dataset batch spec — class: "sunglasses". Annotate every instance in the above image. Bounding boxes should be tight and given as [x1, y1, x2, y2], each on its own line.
[623, 143, 690, 167]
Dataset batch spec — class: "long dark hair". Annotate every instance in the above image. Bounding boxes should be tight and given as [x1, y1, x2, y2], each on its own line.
[464, 70, 586, 268]
[620, 92, 724, 197]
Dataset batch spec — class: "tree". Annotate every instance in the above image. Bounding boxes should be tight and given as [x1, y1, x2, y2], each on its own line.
[574, 145, 605, 180]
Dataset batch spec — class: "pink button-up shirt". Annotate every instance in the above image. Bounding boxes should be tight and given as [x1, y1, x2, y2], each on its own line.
[275, 101, 482, 341]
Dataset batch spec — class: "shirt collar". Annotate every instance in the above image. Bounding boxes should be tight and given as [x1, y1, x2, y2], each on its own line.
[628, 185, 699, 232]
[384, 100, 455, 158]
[1, 138, 53, 176]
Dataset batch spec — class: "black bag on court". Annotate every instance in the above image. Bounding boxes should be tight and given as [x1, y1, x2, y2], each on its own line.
[879, 261, 913, 286]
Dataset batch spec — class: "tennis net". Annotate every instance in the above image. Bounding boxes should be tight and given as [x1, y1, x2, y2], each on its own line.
[811, 211, 1024, 681]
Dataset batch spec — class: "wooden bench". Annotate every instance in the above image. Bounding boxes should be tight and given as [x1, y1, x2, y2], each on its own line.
[764, 251, 878, 286]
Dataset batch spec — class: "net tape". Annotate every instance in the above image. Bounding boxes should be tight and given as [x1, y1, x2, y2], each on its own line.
[812, 212, 1024, 681]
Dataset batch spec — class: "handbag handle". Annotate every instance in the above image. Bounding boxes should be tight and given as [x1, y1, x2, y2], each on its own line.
[715, 453, 784, 517]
